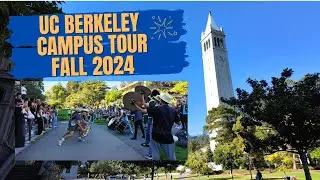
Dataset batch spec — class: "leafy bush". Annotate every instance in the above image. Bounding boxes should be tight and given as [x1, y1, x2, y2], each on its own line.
[57, 109, 70, 121]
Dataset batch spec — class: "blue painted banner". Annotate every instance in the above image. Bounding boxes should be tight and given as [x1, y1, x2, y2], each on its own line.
[7, 10, 188, 79]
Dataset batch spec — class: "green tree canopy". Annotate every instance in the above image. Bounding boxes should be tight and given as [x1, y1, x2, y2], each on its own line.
[222, 68, 320, 180]
[105, 90, 123, 106]
[185, 151, 209, 179]
[204, 104, 237, 143]
[17, 81, 45, 100]
[205, 146, 214, 162]
[80, 81, 108, 106]
[45, 83, 67, 107]
[65, 93, 87, 108]
[170, 81, 188, 95]
[265, 152, 294, 173]
[66, 81, 80, 94]
[213, 137, 245, 177]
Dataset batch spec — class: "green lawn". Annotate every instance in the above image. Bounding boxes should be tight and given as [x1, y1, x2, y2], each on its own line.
[160, 144, 188, 161]
[170, 170, 320, 180]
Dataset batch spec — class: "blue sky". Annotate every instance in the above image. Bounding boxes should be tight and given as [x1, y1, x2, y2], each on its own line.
[44, 2, 320, 136]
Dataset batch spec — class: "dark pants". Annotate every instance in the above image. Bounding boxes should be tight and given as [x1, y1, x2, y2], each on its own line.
[15, 116, 25, 148]
[134, 120, 145, 138]
[37, 118, 43, 135]
[181, 114, 188, 130]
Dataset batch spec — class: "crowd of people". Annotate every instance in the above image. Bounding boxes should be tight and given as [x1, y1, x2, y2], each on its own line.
[14, 84, 58, 148]
[14, 83, 188, 162]
[99, 89, 189, 161]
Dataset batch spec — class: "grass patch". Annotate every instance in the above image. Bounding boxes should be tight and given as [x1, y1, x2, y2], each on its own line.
[94, 118, 108, 126]
[160, 144, 188, 161]
[170, 170, 320, 180]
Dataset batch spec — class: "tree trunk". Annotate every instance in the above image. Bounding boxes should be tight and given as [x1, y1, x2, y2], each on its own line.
[299, 151, 312, 180]
[198, 172, 200, 180]
[230, 165, 234, 180]
[269, 164, 272, 173]
[293, 154, 297, 170]
[249, 157, 253, 180]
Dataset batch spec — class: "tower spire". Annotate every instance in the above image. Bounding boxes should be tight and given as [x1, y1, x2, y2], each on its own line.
[205, 11, 219, 32]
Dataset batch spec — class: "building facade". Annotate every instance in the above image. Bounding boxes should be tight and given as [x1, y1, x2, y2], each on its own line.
[201, 12, 234, 152]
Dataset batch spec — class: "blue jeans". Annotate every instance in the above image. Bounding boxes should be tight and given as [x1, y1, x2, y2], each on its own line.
[52, 115, 57, 128]
[125, 116, 133, 134]
[147, 124, 153, 156]
[145, 118, 152, 144]
[150, 140, 176, 161]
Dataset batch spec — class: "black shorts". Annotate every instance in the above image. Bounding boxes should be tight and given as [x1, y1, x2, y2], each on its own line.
[68, 125, 77, 131]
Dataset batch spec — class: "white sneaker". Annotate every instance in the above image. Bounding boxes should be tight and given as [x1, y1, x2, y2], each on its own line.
[58, 140, 62, 146]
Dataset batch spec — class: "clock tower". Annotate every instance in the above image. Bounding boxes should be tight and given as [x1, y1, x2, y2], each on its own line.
[201, 12, 234, 154]
[201, 11, 234, 114]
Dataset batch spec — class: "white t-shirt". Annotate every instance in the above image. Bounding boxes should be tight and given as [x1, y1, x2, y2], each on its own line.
[21, 86, 27, 95]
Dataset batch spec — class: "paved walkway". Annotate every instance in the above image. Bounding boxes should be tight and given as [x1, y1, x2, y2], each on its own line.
[16, 122, 144, 161]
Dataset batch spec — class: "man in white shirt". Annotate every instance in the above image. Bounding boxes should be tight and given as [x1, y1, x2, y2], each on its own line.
[21, 84, 27, 101]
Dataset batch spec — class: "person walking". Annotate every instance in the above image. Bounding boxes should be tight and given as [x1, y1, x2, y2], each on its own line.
[52, 106, 58, 128]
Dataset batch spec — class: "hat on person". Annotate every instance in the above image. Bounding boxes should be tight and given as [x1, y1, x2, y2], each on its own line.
[158, 93, 173, 104]
[154, 95, 161, 102]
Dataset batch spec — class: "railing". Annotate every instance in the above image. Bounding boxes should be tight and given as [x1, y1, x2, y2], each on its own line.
[24, 119, 38, 144]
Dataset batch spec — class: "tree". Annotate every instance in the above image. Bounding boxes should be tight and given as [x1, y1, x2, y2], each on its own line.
[45, 83, 67, 107]
[188, 139, 201, 153]
[205, 146, 214, 162]
[185, 151, 208, 180]
[105, 90, 123, 106]
[310, 147, 320, 168]
[204, 104, 237, 143]
[170, 81, 188, 95]
[65, 93, 87, 108]
[66, 81, 80, 94]
[17, 80, 45, 100]
[265, 152, 294, 173]
[80, 81, 108, 106]
[146, 81, 176, 91]
[222, 68, 320, 180]
[214, 137, 245, 179]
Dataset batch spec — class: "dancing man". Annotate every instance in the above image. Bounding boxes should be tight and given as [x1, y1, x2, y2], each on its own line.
[132, 93, 181, 160]
[58, 109, 86, 146]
